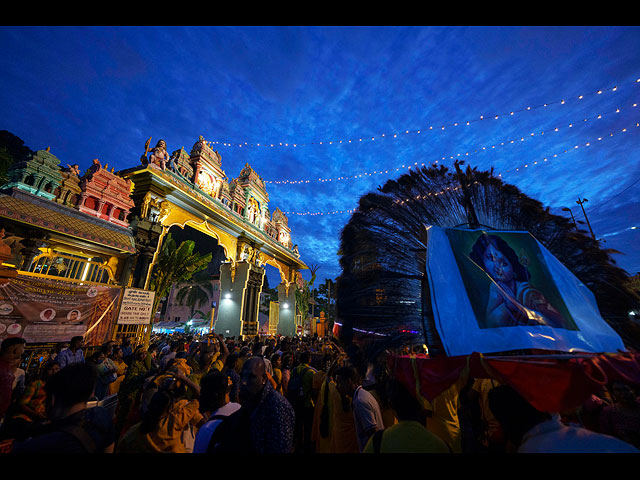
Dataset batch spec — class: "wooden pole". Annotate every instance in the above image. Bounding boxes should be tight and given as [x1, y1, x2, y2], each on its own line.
[453, 160, 480, 229]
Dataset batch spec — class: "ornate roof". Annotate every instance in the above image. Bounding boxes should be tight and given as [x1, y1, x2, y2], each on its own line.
[0, 191, 136, 253]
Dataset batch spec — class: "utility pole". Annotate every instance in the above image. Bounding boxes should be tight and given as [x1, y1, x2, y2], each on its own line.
[454, 160, 480, 229]
[576, 197, 596, 240]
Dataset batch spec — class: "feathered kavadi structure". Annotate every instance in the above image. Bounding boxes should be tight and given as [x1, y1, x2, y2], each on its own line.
[337, 161, 640, 416]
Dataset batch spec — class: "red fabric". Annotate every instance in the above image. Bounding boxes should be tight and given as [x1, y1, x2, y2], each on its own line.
[389, 352, 640, 414]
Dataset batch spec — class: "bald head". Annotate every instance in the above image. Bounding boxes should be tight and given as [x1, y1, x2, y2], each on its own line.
[240, 356, 268, 404]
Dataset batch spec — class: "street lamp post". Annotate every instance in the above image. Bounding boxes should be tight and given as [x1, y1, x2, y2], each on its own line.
[561, 207, 578, 230]
[576, 197, 596, 240]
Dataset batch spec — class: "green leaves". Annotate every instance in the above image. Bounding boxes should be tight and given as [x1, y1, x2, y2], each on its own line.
[150, 232, 212, 313]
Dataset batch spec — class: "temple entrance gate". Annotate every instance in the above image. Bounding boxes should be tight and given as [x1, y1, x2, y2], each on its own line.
[120, 136, 308, 338]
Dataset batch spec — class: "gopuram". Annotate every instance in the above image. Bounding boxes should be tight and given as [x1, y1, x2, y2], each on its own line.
[0, 136, 307, 350]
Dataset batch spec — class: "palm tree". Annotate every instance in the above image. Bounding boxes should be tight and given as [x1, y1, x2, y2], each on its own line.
[175, 270, 215, 321]
[295, 264, 319, 326]
[337, 162, 640, 358]
[145, 232, 212, 345]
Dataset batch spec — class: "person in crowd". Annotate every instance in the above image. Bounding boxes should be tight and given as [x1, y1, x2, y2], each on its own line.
[93, 345, 118, 400]
[363, 378, 451, 453]
[222, 353, 241, 403]
[206, 356, 295, 453]
[210, 334, 229, 373]
[251, 341, 273, 376]
[159, 341, 179, 371]
[108, 346, 128, 396]
[236, 346, 251, 375]
[271, 353, 284, 395]
[364, 361, 397, 430]
[281, 352, 293, 397]
[488, 383, 639, 453]
[146, 344, 160, 372]
[335, 363, 384, 452]
[120, 337, 134, 366]
[114, 345, 151, 438]
[328, 368, 360, 453]
[11, 363, 115, 453]
[425, 378, 463, 452]
[0, 337, 26, 423]
[188, 343, 218, 386]
[116, 370, 204, 453]
[289, 350, 318, 453]
[311, 352, 337, 453]
[193, 370, 241, 453]
[598, 381, 640, 449]
[55, 336, 85, 369]
[577, 387, 612, 432]
[1, 361, 59, 441]
[465, 377, 505, 452]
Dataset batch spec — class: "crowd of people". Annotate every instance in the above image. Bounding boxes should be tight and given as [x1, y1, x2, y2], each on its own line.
[0, 331, 639, 454]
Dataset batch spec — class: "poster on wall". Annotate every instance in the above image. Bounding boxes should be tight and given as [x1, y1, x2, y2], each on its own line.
[0, 275, 122, 345]
[425, 225, 626, 356]
[116, 288, 155, 325]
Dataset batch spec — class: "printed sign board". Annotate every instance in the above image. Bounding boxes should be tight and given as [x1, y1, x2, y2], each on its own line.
[116, 288, 156, 325]
[0, 275, 121, 344]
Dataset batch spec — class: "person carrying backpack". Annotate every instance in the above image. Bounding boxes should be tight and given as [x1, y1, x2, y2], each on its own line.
[288, 351, 317, 453]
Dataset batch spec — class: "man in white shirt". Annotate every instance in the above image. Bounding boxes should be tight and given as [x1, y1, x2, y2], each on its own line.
[335, 364, 384, 452]
[489, 384, 639, 453]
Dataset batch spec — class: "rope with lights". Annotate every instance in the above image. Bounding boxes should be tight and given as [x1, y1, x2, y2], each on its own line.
[210, 79, 638, 152]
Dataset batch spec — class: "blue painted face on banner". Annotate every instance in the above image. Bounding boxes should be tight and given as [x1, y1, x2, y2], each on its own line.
[482, 242, 515, 284]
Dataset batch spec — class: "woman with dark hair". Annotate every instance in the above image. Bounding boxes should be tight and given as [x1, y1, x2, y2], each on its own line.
[469, 234, 565, 329]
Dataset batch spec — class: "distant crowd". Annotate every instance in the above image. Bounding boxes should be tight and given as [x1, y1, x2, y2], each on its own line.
[0, 331, 639, 453]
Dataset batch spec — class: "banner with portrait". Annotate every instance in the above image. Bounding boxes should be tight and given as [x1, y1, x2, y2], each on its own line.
[0, 275, 122, 345]
[425, 225, 626, 356]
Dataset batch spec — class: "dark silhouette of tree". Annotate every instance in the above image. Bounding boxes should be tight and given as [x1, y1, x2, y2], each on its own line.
[0, 131, 33, 183]
[337, 163, 640, 359]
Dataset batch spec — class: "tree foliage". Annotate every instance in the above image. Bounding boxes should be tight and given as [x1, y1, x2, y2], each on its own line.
[175, 270, 215, 319]
[0, 130, 33, 183]
[295, 264, 319, 321]
[150, 233, 212, 318]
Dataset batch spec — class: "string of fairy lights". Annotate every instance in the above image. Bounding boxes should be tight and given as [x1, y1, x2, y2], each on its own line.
[209, 78, 638, 153]
[269, 102, 638, 186]
[207, 77, 640, 222]
[280, 119, 640, 216]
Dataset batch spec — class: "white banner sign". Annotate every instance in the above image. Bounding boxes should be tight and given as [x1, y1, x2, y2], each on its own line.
[425, 225, 626, 356]
[117, 288, 156, 325]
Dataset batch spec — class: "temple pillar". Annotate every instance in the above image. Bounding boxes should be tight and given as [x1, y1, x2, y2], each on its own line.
[277, 281, 297, 337]
[19, 236, 44, 271]
[216, 261, 265, 338]
[132, 244, 157, 289]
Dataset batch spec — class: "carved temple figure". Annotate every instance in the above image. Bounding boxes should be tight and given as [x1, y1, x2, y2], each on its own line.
[247, 197, 259, 224]
[157, 200, 171, 223]
[149, 140, 170, 170]
[86, 158, 102, 175]
[67, 164, 81, 176]
[140, 192, 152, 220]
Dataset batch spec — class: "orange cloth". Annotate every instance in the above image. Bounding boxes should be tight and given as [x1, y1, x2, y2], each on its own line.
[117, 399, 203, 453]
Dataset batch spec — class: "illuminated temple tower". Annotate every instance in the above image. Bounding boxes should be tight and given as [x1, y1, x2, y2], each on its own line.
[123, 135, 307, 339]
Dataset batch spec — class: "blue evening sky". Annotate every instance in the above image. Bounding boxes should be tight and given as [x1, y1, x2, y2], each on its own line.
[1, 26, 639, 287]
